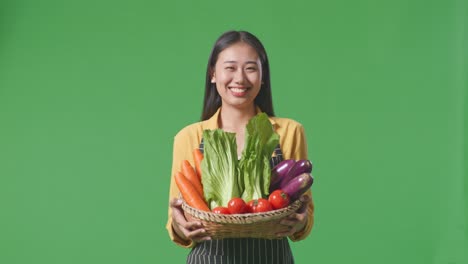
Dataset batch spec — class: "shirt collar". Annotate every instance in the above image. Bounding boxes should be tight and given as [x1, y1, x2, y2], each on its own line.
[204, 106, 276, 129]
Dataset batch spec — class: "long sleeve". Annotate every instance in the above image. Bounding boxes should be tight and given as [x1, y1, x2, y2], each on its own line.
[166, 127, 198, 248]
[279, 122, 315, 241]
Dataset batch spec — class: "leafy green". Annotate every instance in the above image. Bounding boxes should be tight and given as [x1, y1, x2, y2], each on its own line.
[238, 113, 279, 202]
[201, 112, 279, 209]
[201, 129, 241, 209]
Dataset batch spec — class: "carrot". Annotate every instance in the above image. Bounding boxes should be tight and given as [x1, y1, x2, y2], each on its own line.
[175, 171, 210, 211]
[192, 148, 204, 182]
[181, 160, 204, 197]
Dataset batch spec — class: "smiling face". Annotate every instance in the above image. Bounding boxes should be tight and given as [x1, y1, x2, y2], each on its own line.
[211, 42, 262, 110]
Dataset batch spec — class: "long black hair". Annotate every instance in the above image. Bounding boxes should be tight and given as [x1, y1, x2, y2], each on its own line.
[201, 30, 274, 121]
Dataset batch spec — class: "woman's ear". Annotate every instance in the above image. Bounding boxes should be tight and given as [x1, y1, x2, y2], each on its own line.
[211, 73, 216, 83]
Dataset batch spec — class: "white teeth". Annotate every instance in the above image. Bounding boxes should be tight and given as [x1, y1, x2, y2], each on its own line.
[230, 88, 247, 93]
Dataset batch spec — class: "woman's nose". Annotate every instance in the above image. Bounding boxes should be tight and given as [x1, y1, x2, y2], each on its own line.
[233, 69, 245, 84]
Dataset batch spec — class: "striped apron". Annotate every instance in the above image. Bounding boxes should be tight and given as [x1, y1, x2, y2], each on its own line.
[187, 141, 294, 264]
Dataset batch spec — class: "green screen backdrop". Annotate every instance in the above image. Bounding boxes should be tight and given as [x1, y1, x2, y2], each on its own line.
[0, 0, 466, 263]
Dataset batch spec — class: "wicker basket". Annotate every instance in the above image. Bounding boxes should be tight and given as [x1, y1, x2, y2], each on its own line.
[182, 199, 302, 240]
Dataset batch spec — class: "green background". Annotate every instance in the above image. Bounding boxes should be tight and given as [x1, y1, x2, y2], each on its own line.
[1, 0, 466, 263]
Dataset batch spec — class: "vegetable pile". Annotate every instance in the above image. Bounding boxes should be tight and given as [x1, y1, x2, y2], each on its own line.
[201, 113, 279, 209]
[174, 113, 314, 215]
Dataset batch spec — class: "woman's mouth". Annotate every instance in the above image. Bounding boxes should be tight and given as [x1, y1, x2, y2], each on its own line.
[229, 87, 249, 97]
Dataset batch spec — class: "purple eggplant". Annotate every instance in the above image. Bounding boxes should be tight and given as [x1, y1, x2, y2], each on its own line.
[282, 172, 314, 201]
[270, 159, 296, 192]
[279, 159, 313, 189]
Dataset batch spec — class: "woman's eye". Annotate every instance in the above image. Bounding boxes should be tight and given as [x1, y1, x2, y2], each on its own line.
[246, 67, 257, 71]
[225, 66, 235, 70]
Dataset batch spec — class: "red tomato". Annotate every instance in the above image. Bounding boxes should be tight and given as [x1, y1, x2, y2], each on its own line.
[212, 206, 230, 214]
[227, 197, 247, 214]
[268, 189, 290, 210]
[254, 198, 272, 213]
[245, 200, 255, 213]
[245, 199, 273, 213]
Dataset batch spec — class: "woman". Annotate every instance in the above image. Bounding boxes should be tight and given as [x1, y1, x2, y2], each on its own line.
[166, 30, 314, 264]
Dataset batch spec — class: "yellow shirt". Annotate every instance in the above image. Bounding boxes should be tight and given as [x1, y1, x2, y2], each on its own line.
[166, 107, 315, 248]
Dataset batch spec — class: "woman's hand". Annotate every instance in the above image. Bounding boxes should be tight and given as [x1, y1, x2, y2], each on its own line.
[170, 198, 211, 243]
[276, 195, 312, 237]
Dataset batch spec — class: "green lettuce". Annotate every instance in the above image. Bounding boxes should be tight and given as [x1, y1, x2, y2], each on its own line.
[201, 129, 241, 209]
[238, 113, 279, 202]
[201, 113, 279, 208]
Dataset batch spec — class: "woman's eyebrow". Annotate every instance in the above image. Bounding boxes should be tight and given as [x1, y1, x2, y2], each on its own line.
[223, 60, 258, 64]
